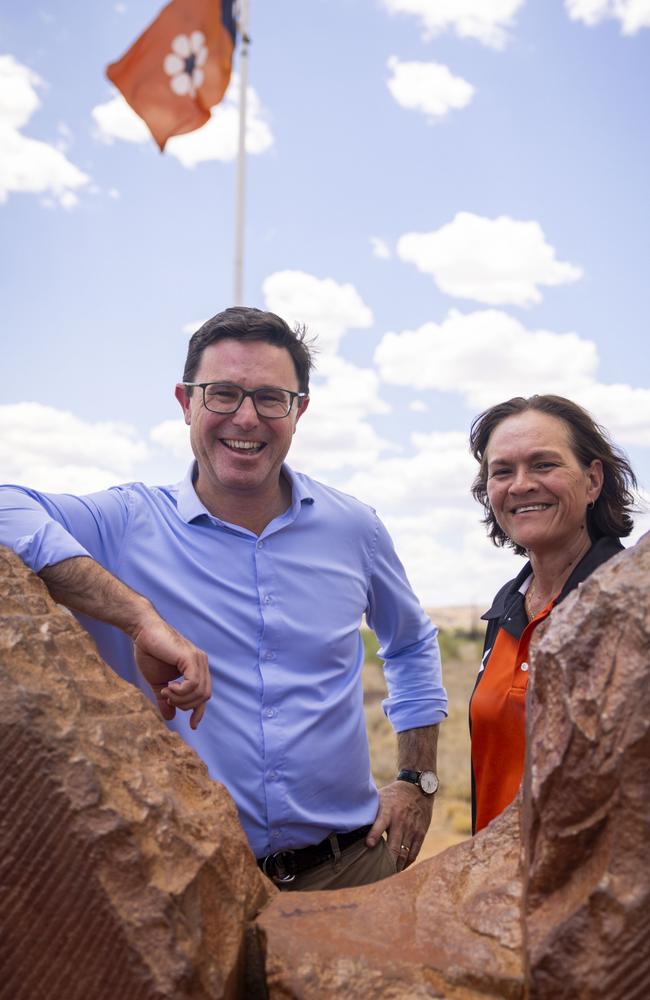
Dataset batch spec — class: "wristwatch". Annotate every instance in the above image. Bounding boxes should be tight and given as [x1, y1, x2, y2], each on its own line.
[397, 769, 439, 796]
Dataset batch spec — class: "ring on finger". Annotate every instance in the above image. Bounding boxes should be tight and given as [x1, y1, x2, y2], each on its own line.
[400, 844, 410, 853]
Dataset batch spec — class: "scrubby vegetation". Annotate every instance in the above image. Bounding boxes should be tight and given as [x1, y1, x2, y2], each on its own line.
[362, 625, 484, 857]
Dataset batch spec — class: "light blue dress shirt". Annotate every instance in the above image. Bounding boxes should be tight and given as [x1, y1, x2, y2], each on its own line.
[0, 465, 447, 857]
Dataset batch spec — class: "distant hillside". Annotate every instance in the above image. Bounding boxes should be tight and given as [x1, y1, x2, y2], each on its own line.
[426, 605, 485, 634]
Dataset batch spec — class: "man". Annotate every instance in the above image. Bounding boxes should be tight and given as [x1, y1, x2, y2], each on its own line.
[0, 307, 447, 890]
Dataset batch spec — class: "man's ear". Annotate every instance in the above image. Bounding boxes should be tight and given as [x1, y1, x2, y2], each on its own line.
[293, 395, 309, 433]
[175, 384, 192, 425]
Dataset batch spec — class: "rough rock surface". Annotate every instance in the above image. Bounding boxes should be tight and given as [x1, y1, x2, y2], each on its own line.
[258, 802, 524, 999]
[0, 548, 274, 1000]
[3, 532, 649, 1000]
[258, 534, 650, 999]
[524, 532, 650, 999]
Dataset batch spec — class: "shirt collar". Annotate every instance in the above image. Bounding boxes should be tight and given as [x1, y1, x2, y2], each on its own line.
[481, 535, 624, 622]
[176, 463, 209, 523]
[174, 461, 316, 525]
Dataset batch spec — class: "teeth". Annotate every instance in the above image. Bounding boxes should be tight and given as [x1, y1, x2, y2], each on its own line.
[223, 439, 263, 451]
[514, 504, 549, 514]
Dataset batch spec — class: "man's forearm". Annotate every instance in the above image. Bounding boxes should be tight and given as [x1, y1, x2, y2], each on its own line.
[39, 555, 153, 636]
[38, 555, 211, 729]
[397, 724, 439, 773]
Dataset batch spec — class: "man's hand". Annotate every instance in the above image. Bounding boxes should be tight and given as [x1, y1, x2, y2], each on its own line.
[365, 780, 434, 871]
[132, 614, 211, 730]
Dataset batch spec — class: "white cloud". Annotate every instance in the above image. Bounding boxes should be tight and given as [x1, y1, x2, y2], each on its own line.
[384, 511, 525, 606]
[181, 319, 207, 336]
[0, 403, 148, 492]
[92, 73, 273, 166]
[0, 55, 89, 206]
[370, 236, 391, 259]
[397, 212, 583, 307]
[375, 310, 598, 407]
[92, 94, 150, 144]
[565, 0, 650, 33]
[337, 429, 525, 604]
[288, 355, 394, 476]
[409, 400, 429, 412]
[386, 56, 475, 120]
[382, 0, 524, 48]
[374, 308, 650, 446]
[629, 491, 650, 545]
[573, 382, 650, 446]
[262, 270, 374, 354]
[150, 419, 191, 461]
[343, 430, 475, 511]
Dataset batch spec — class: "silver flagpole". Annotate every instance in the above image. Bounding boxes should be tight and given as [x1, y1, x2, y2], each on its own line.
[233, 0, 250, 305]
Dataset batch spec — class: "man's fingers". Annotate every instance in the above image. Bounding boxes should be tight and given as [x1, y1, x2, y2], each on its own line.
[163, 682, 205, 705]
[134, 619, 211, 727]
[190, 701, 206, 730]
[156, 694, 176, 720]
[365, 810, 389, 848]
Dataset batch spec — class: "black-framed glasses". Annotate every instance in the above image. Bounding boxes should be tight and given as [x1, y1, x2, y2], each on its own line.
[183, 381, 308, 419]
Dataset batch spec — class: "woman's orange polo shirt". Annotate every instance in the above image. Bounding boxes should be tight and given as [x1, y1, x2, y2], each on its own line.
[470, 586, 553, 833]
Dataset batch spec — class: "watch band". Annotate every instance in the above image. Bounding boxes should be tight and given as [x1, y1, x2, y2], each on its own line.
[397, 769, 420, 784]
[397, 768, 439, 795]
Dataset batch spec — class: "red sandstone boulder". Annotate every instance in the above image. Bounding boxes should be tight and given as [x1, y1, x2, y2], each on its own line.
[0, 548, 273, 1000]
[3, 530, 648, 999]
[524, 532, 650, 999]
[257, 534, 650, 999]
[257, 802, 524, 999]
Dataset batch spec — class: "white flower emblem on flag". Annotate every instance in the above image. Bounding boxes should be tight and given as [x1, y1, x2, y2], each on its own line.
[163, 31, 208, 98]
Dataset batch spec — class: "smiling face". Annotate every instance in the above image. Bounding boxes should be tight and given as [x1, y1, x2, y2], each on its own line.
[485, 410, 603, 558]
[175, 338, 308, 518]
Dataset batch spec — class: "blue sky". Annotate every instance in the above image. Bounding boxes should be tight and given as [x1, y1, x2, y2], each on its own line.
[1, 0, 649, 605]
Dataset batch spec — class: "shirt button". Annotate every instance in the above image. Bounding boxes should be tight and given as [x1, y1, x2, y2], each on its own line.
[268, 771, 278, 781]
[263, 594, 272, 604]
[272, 830, 281, 840]
[264, 707, 276, 718]
[520, 661, 529, 672]
[263, 650, 275, 661]
[257, 541, 264, 549]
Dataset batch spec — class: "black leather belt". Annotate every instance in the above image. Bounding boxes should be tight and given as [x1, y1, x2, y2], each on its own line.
[257, 824, 372, 884]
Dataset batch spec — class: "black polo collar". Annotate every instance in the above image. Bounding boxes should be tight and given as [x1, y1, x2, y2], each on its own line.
[481, 536, 624, 640]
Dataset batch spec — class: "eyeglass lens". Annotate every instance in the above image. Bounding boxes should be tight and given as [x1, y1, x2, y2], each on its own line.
[204, 383, 293, 417]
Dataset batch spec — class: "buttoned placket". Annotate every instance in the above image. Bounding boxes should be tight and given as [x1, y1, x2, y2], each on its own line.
[512, 603, 554, 690]
[253, 501, 304, 854]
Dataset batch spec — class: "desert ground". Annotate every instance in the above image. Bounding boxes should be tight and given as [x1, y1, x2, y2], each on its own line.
[363, 609, 484, 861]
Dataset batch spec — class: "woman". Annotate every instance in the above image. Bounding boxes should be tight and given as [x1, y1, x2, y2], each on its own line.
[469, 394, 636, 834]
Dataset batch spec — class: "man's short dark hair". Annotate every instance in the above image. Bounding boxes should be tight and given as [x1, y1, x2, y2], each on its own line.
[469, 394, 637, 556]
[183, 306, 315, 394]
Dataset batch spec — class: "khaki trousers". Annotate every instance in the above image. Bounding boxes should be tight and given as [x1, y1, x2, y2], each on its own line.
[273, 835, 397, 892]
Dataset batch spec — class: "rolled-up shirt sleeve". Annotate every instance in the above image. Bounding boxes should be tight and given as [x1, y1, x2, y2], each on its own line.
[0, 485, 129, 573]
[365, 514, 448, 733]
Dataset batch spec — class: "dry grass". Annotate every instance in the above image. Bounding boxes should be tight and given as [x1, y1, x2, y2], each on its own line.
[362, 625, 483, 860]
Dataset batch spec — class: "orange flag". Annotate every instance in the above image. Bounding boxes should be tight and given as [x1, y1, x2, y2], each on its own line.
[107, 0, 236, 151]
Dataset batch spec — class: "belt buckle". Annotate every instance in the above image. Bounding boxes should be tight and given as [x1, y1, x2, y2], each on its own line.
[263, 849, 296, 884]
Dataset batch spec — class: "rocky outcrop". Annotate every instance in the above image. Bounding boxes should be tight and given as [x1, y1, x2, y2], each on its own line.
[2, 533, 648, 999]
[257, 534, 650, 999]
[524, 533, 650, 998]
[259, 801, 524, 999]
[0, 548, 273, 1000]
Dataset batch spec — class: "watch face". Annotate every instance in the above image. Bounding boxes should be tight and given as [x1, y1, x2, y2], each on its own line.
[419, 771, 439, 795]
